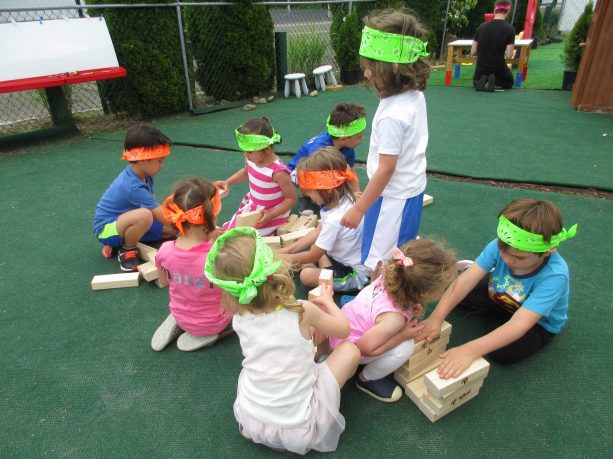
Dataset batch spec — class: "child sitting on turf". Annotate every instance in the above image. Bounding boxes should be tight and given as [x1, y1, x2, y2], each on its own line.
[150, 178, 232, 352]
[279, 147, 370, 292]
[93, 123, 175, 272]
[214, 118, 296, 236]
[326, 239, 457, 402]
[205, 227, 360, 454]
[419, 199, 577, 378]
[341, 9, 432, 280]
[288, 103, 365, 211]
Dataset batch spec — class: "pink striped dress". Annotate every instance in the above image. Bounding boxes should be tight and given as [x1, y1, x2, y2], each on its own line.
[223, 159, 291, 236]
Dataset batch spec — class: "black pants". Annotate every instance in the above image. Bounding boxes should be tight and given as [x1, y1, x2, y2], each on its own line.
[473, 64, 514, 89]
[460, 277, 555, 365]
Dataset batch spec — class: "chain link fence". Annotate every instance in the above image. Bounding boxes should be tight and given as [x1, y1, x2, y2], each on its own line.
[557, 0, 595, 33]
[3, 0, 558, 144]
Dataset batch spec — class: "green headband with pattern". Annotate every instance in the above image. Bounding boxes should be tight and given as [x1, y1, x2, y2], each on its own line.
[359, 26, 429, 64]
[235, 126, 281, 152]
[326, 115, 367, 138]
[204, 227, 281, 304]
[497, 215, 578, 253]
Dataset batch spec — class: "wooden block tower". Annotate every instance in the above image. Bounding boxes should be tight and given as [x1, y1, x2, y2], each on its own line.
[394, 322, 490, 422]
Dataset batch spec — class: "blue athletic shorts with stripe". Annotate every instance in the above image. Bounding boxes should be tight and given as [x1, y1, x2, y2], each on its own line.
[96, 220, 163, 247]
[325, 256, 370, 293]
[361, 192, 424, 270]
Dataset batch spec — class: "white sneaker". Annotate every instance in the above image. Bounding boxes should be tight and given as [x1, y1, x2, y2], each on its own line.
[151, 314, 182, 351]
[176, 332, 219, 352]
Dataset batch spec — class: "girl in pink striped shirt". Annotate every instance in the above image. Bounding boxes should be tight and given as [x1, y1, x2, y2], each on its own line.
[215, 118, 296, 236]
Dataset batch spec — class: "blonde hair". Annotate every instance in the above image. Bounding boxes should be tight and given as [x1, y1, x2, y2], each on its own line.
[383, 239, 457, 315]
[211, 234, 303, 315]
[361, 8, 431, 96]
[295, 146, 356, 208]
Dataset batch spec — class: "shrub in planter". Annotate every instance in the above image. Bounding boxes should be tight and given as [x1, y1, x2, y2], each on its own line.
[89, 0, 188, 117]
[332, 10, 362, 84]
[187, 0, 275, 101]
[561, 2, 593, 90]
[287, 31, 327, 78]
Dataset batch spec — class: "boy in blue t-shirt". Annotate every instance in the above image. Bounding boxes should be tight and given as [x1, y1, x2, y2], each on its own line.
[93, 123, 175, 272]
[289, 103, 366, 211]
[419, 199, 577, 378]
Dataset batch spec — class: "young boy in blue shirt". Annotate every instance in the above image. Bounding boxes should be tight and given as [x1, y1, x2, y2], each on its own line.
[289, 103, 365, 211]
[419, 199, 577, 377]
[93, 123, 175, 272]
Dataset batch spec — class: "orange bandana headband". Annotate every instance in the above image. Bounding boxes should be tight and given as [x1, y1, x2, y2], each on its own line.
[122, 145, 170, 161]
[162, 192, 221, 236]
[297, 167, 357, 190]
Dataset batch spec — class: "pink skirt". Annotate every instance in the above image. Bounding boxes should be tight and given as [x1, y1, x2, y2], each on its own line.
[233, 362, 345, 455]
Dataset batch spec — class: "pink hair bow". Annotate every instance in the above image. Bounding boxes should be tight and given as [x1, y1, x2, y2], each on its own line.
[391, 248, 413, 267]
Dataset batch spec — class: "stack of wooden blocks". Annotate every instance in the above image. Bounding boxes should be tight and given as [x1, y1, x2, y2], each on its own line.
[394, 322, 490, 422]
[260, 213, 319, 249]
[90, 242, 165, 290]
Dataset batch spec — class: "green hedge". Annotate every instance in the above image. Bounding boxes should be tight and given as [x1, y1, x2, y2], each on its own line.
[89, 0, 188, 117]
[186, 0, 275, 101]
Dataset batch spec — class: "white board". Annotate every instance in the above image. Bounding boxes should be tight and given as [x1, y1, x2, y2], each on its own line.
[0, 17, 119, 81]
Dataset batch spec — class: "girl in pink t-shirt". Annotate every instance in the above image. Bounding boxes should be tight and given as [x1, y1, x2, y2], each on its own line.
[327, 239, 457, 402]
[151, 177, 232, 352]
[214, 118, 296, 236]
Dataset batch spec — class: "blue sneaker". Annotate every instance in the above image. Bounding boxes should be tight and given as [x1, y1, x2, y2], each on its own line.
[340, 295, 356, 307]
[356, 376, 403, 403]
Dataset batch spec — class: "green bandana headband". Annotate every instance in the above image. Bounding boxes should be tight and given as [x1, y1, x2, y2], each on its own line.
[326, 116, 367, 138]
[359, 26, 429, 64]
[205, 227, 281, 305]
[235, 126, 281, 152]
[497, 215, 578, 252]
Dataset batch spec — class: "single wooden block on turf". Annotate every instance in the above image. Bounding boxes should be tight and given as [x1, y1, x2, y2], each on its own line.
[236, 209, 263, 228]
[424, 357, 490, 399]
[137, 261, 158, 282]
[91, 272, 140, 290]
[423, 194, 434, 207]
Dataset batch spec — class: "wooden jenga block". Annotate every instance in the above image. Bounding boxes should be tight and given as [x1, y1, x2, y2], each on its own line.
[308, 286, 321, 302]
[154, 278, 167, 289]
[421, 378, 484, 413]
[422, 193, 434, 207]
[424, 357, 490, 399]
[280, 227, 315, 246]
[137, 261, 158, 282]
[326, 84, 344, 91]
[277, 215, 299, 235]
[318, 269, 333, 288]
[137, 242, 157, 263]
[236, 209, 263, 228]
[405, 375, 481, 422]
[412, 321, 452, 354]
[407, 337, 449, 370]
[289, 214, 318, 232]
[262, 235, 282, 249]
[395, 357, 442, 387]
[91, 272, 140, 290]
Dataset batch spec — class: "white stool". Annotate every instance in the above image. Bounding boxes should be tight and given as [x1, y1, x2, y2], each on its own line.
[284, 73, 308, 98]
[312, 65, 337, 92]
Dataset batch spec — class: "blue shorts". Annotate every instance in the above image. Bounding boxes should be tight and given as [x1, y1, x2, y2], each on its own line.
[361, 193, 424, 269]
[96, 220, 163, 247]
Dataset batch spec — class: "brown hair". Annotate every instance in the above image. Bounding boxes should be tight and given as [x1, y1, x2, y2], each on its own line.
[166, 177, 218, 233]
[239, 117, 276, 138]
[124, 122, 171, 150]
[295, 146, 355, 208]
[211, 234, 302, 315]
[328, 103, 366, 135]
[494, 1, 513, 13]
[361, 8, 431, 96]
[383, 239, 457, 315]
[498, 199, 564, 252]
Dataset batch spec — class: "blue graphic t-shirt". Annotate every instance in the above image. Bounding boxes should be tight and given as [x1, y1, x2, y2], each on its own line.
[475, 239, 570, 333]
[288, 132, 356, 170]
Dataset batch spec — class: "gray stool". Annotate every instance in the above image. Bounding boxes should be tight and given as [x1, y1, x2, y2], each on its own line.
[313, 65, 337, 91]
[284, 73, 308, 98]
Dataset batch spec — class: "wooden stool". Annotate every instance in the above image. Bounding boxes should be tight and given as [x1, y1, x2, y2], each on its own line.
[284, 73, 308, 98]
[312, 65, 337, 92]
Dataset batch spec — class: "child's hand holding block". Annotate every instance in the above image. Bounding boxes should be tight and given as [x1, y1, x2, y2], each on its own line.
[308, 286, 321, 302]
